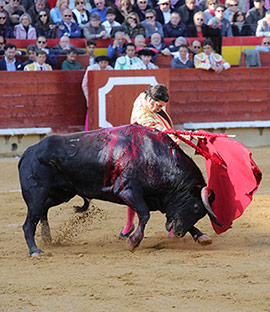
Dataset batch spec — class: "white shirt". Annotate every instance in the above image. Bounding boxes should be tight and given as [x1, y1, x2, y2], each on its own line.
[102, 20, 121, 36]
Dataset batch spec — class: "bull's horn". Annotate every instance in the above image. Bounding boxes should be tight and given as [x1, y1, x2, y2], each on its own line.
[201, 187, 223, 227]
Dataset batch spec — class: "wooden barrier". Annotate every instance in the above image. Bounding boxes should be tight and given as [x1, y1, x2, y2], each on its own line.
[1, 67, 270, 134]
[240, 51, 270, 67]
[0, 71, 86, 132]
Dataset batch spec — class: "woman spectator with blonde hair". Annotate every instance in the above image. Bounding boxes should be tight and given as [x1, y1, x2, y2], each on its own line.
[14, 13, 37, 39]
[72, 0, 90, 29]
[50, 0, 69, 24]
[122, 12, 145, 38]
[117, 0, 133, 23]
[203, 0, 217, 24]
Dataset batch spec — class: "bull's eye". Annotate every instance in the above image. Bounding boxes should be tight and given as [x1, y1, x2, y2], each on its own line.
[194, 203, 199, 214]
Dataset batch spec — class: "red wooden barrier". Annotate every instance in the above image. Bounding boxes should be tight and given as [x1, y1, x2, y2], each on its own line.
[1, 67, 270, 133]
[0, 71, 86, 132]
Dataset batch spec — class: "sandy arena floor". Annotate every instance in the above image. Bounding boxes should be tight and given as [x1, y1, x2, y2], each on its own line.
[0, 145, 269, 312]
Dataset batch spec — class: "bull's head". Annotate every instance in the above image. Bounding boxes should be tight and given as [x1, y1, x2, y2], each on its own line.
[165, 186, 222, 237]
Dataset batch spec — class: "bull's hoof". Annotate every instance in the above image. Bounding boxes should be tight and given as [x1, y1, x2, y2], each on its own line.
[196, 234, 213, 246]
[126, 233, 143, 252]
[29, 248, 44, 257]
[118, 224, 135, 240]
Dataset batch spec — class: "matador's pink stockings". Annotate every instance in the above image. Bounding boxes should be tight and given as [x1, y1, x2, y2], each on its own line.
[122, 206, 136, 235]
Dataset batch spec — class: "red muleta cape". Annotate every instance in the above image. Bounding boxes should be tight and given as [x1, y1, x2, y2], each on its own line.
[197, 136, 262, 234]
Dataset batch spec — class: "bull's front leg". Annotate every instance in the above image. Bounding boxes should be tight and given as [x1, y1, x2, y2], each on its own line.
[127, 211, 150, 252]
[120, 187, 150, 252]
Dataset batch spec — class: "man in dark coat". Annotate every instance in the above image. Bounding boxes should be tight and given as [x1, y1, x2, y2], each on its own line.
[163, 11, 186, 37]
[0, 43, 23, 70]
[154, 0, 174, 25]
[246, 0, 267, 35]
[132, 0, 151, 22]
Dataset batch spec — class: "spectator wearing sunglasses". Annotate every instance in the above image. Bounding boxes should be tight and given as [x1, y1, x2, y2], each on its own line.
[132, 0, 151, 22]
[256, 9, 270, 36]
[35, 9, 56, 38]
[203, 0, 217, 24]
[208, 4, 233, 36]
[224, 0, 239, 21]
[189, 39, 202, 56]
[90, 0, 107, 23]
[155, 0, 174, 25]
[255, 36, 270, 51]
[58, 8, 82, 37]
[0, 11, 13, 37]
[163, 11, 186, 37]
[140, 9, 164, 38]
[27, 0, 47, 26]
[231, 10, 252, 36]
[0, 0, 12, 24]
[36, 35, 58, 66]
[4, 0, 26, 25]
[72, 0, 91, 28]
[122, 12, 145, 38]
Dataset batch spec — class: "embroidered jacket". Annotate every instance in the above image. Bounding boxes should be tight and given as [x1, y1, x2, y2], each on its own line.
[194, 52, 230, 70]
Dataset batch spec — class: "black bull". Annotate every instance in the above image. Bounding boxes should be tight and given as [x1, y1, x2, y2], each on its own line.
[19, 124, 219, 256]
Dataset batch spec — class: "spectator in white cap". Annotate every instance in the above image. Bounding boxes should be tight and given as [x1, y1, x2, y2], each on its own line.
[155, 0, 174, 25]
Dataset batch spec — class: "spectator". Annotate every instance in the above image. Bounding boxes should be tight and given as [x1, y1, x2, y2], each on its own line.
[72, 0, 90, 28]
[36, 35, 58, 66]
[224, 0, 239, 21]
[134, 33, 145, 51]
[24, 48, 52, 70]
[85, 38, 96, 65]
[168, 35, 186, 52]
[90, 0, 107, 23]
[58, 8, 82, 37]
[122, 12, 145, 38]
[155, 0, 174, 25]
[163, 11, 186, 37]
[171, 44, 194, 68]
[0, 0, 11, 25]
[0, 10, 14, 37]
[107, 30, 131, 63]
[208, 4, 233, 37]
[146, 31, 170, 55]
[187, 10, 222, 45]
[194, 38, 230, 72]
[21, 0, 34, 11]
[0, 42, 23, 70]
[189, 38, 202, 56]
[140, 8, 164, 38]
[0, 35, 6, 54]
[22, 44, 36, 68]
[231, 10, 252, 36]
[14, 13, 37, 38]
[114, 42, 142, 69]
[82, 55, 113, 103]
[27, 0, 47, 26]
[52, 34, 74, 53]
[132, 0, 151, 22]
[137, 47, 158, 69]
[83, 11, 109, 38]
[117, 0, 133, 24]
[102, 6, 121, 36]
[255, 35, 270, 51]
[246, 0, 267, 35]
[50, 0, 69, 24]
[177, 0, 202, 26]
[256, 9, 270, 36]
[203, 0, 217, 24]
[61, 47, 84, 69]
[4, 0, 25, 25]
[35, 9, 57, 38]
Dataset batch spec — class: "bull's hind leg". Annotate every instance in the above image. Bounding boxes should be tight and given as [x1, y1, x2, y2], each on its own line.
[40, 209, 52, 244]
